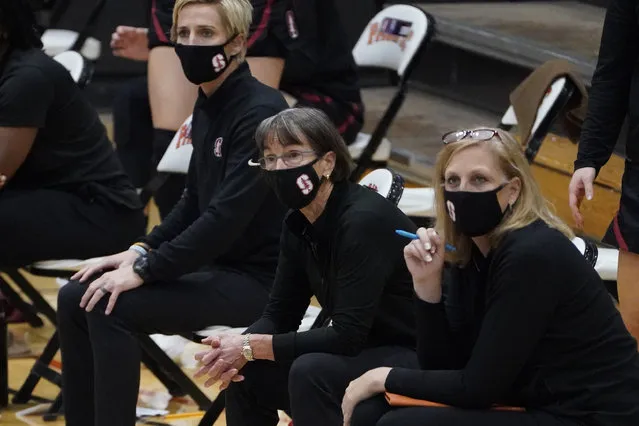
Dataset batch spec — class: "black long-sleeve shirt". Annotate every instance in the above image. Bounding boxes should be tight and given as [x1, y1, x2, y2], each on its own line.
[246, 181, 416, 360]
[386, 220, 639, 425]
[575, 0, 639, 173]
[139, 63, 289, 284]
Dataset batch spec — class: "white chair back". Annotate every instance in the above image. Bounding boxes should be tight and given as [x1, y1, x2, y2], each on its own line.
[352, 4, 430, 77]
[52, 51, 89, 85]
[358, 168, 404, 206]
[41, 29, 102, 61]
[500, 77, 567, 140]
[157, 115, 194, 174]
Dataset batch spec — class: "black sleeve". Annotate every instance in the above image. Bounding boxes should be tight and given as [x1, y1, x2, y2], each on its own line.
[575, 0, 639, 173]
[288, 0, 321, 71]
[141, 164, 199, 249]
[385, 243, 561, 408]
[271, 211, 399, 361]
[0, 67, 54, 128]
[415, 267, 469, 370]
[246, 230, 313, 336]
[146, 106, 281, 280]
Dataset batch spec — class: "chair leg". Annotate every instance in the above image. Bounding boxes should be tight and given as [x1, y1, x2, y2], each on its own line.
[42, 392, 64, 422]
[141, 349, 187, 397]
[198, 391, 225, 426]
[138, 335, 212, 410]
[5, 269, 57, 326]
[12, 332, 62, 404]
[0, 275, 44, 328]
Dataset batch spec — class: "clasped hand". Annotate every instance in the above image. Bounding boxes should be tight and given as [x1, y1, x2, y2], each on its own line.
[194, 334, 247, 390]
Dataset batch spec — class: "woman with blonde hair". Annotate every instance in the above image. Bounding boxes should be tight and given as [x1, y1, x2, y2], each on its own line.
[342, 128, 639, 426]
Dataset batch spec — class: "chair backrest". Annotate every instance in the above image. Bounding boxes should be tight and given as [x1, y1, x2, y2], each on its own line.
[358, 168, 404, 206]
[52, 50, 93, 88]
[500, 77, 567, 138]
[352, 4, 432, 78]
[498, 76, 575, 162]
[571, 237, 618, 282]
[157, 114, 194, 174]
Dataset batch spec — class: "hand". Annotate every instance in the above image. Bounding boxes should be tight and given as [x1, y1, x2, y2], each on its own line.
[0, 174, 6, 189]
[568, 167, 596, 229]
[79, 265, 144, 314]
[72, 250, 139, 282]
[194, 334, 247, 389]
[110, 26, 150, 61]
[342, 367, 392, 426]
[404, 228, 445, 300]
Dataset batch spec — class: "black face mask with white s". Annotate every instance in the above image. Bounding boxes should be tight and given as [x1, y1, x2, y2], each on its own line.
[174, 36, 236, 85]
[266, 158, 323, 210]
[444, 183, 511, 237]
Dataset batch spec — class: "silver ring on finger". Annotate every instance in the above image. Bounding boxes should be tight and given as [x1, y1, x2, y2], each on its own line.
[99, 286, 109, 294]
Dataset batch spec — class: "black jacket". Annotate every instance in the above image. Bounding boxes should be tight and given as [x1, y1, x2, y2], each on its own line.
[576, 0, 639, 173]
[247, 181, 417, 361]
[387, 220, 639, 426]
[141, 63, 289, 285]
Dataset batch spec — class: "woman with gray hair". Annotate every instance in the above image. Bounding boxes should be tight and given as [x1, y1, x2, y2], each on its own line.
[195, 107, 418, 425]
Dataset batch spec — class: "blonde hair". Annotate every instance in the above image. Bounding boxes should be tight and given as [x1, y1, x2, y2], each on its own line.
[171, 0, 253, 62]
[433, 127, 574, 266]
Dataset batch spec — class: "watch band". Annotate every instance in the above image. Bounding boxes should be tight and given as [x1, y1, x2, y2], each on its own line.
[242, 334, 254, 361]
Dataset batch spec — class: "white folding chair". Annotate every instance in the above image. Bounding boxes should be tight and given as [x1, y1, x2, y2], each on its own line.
[52, 50, 94, 88]
[40, 0, 106, 61]
[349, 4, 434, 180]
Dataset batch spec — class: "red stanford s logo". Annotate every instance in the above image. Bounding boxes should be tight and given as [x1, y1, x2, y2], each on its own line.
[214, 137, 223, 157]
[212, 53, 226, 73]
[296, 174, 314, 195]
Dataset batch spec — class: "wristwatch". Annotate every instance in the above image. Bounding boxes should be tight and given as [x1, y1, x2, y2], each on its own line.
[241, 334, 254, 361]
[132, 254, 153, 283]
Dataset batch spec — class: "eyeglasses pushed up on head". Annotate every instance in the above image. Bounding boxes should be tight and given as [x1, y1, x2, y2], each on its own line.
[249, 150, 318, 170]
[441, 128, 502, 145]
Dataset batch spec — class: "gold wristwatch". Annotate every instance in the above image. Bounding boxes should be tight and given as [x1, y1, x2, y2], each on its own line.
[241, 334, 254, 361]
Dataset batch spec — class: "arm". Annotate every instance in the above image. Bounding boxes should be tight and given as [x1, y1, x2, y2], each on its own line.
[415, 267, 467, 370]
[0, 67, 54, 181]
[257, 212, 399, 362]
[575, 0, 639, 173]
[140, 163, 200, 248]
[146, 106, 282, 280]
[246, 230, 314, 337]
[385, 244, 560, 408]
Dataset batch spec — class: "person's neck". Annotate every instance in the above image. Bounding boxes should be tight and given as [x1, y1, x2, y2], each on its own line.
[200, 60, 239, 97]
[471, 235, 491, 257]
[301, 180, 334, 224]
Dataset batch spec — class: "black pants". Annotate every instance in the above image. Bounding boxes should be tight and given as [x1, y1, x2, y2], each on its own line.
[57, 268, 271, 426]
[225, 346, 417, 426]
[0, 189, 145, 267]
[112, 77, 186, 219]
[352, 395, 584, 426]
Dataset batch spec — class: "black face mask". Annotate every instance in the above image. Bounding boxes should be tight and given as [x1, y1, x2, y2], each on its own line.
[444, 183, 510, 237]
[174, 37, 234, 85]
[266, 159, 322, 210]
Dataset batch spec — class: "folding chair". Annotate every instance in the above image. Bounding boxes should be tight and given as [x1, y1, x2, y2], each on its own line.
[348, 4, 434, 181]
[40, 0, 106, 61]
[397, 71, 577, 223]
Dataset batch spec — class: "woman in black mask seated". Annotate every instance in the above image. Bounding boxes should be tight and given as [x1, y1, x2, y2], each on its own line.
[342, 128, 639, 426]
[57, 1, 288, 425]
[194, 107, 419, 426]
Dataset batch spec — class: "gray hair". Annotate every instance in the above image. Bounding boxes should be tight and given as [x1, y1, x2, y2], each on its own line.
[255, 108, 354, 182]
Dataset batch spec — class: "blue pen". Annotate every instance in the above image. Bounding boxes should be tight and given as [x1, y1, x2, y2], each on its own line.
[395, 229, 456, 252]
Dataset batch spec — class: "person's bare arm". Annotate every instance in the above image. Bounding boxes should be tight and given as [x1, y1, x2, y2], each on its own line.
[0, 126, 37, 182]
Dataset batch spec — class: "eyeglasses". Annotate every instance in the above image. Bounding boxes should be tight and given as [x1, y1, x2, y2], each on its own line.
[442, 128, 502, 145]
[249, 150, 318, 170]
